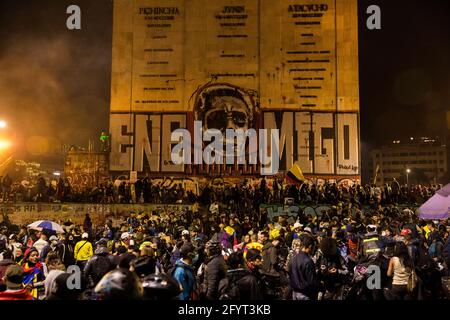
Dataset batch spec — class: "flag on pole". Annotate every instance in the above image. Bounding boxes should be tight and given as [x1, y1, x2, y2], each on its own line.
[373, 164, 380, 185]
[286, 162, 305, 185]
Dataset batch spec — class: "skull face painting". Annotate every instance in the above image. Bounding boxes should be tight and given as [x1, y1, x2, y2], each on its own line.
[194, 83, 258, 133]
[204, 95, 250, 132]
[193, 83, 259, 160]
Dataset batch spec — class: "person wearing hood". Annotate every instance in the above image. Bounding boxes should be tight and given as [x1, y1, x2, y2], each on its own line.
[59, 233, 75, 268]
[84, 239, 116, 287]
[359, 224, 384, 262]
[201, 240, 227, 300]
[40, 235, 60, 261]
[218, 250, 263, 300]
[0, 250, 15, 292]
[0, 265, 33, 300]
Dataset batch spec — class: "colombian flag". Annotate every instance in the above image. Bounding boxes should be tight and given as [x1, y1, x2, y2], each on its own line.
[286, 162, 305, 185]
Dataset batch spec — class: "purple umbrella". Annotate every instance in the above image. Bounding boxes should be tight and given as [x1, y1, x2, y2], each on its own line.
[418, 183, 450, 220]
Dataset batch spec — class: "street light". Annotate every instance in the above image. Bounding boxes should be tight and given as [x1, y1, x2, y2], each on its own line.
[0, 120, 6, 129]
[0, 140, 11, 150]
[406, 168, 411, 186]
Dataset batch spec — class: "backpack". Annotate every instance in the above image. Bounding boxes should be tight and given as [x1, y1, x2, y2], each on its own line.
[428, 242, 441, 258]
[91, 256, 114, 283]
[218, 276, 241, 300]
[416, 246, 433, 271]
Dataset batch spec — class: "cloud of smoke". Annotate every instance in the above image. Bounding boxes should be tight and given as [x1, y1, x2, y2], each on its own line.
[0, 0, 112, 161]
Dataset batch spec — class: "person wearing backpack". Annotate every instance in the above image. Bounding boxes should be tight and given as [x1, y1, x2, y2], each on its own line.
[172, 244, 196, 300]
[84, 240, 116, 287]
[428, 232, 444, 260]
[218, 250, 263, 300]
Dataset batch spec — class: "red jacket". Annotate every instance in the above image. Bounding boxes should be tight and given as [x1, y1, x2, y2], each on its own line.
[0, 289, 33, 300]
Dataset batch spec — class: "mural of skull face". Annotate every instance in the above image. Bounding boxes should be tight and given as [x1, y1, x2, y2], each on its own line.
[204, 95, 250, 132]
[194, 83, 258, 133]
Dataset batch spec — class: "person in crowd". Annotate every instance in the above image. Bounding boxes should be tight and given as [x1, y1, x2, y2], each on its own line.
[84, 239, 116, 287]
[40, 235, 60, 261]
[0, 250, 15, 292]
[172, 244, 196, 300]
[315, 236, 349, 300]
[83, 214, 93, 238]
[74, 233, 93, 270]
[59, 233, 75, 268]
[218, 250, 263, 300]
[386, 242, 415, 300]
[46, 272, 87, 300]
[21, 247, 45, 299]
[259, 231, 279, 277]
[0, 177, 446, 301]
[94, 268, 143, 300]
[33, 233, 49, 256]
[201, 240, 227, 300]
[0, 265, 33, 300]
[360, 225, 383, 262]
[288, 234, 318, 300]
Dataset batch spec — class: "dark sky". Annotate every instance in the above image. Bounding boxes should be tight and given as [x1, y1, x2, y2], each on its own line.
[0, 0, 448, 160]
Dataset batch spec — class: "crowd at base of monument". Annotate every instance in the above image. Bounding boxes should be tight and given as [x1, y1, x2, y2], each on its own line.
[0, 179, 449, 301]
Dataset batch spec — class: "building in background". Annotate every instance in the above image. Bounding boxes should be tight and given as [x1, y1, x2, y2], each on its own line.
[370, 137, 447, 185]
[109, 0, 360, 182]
[64, 146, 109, 189]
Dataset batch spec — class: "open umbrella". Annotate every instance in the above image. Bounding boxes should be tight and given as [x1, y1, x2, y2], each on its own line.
[27, 220, 65, 233]
[418, 183, 450, 220]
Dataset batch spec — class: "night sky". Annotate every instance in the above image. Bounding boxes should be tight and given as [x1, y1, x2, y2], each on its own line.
[0, 0, 448, 160]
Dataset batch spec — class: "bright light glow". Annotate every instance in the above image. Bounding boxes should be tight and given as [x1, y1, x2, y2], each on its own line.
[0, 120, 6, 129]
[410, 137, 414, 140]
[406, 169, 411, 173]
[0, 140, 11, 150]
[53, 172, 61, 176]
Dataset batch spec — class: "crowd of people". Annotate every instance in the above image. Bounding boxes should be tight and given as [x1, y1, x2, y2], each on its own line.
[0, 173, 442, 208]
[0, 180, 449, 300]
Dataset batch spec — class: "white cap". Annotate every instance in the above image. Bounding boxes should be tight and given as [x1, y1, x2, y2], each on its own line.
[49, 235, 58, 241]
[181, 229, 190, 236]
[121, 232, 130, 240]
[293, 222, 303, 229]
[81, 233, 89, 239]
[303, 227, 312, 234]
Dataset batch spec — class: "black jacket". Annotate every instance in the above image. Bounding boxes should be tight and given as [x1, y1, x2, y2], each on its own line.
[59, 241, 75, 268]
[288, 252, 318, 300]
[84, 247, 116, 285]
[203, 254, 227, 300]
[261, 242, 279, 276]
[218, 268, 263, 300]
